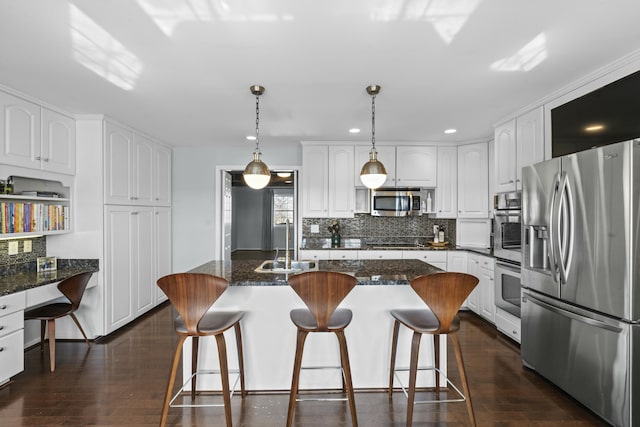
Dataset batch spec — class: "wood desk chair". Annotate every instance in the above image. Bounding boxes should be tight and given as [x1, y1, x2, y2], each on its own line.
[24, 271, 93, 372]
[286, 271, 359, 427]
[388, 272, 479, 427]
[156, 273, 245, 427]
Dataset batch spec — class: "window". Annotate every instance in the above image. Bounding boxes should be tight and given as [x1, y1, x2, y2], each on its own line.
[273, 193, 294, 225]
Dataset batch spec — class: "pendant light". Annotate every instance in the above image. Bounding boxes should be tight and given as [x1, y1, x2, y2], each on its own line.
[360, 84, 387, 189]
[243, 85, 271, 189]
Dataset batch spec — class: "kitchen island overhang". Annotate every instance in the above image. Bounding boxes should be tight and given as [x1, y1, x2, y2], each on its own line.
[180, 259, 448, 392]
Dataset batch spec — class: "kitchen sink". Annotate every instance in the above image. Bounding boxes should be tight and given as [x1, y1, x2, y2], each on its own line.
[254, 259, 318, 273]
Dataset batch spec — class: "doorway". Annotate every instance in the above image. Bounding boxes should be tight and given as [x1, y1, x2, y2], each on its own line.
[225, 170, 297, 261]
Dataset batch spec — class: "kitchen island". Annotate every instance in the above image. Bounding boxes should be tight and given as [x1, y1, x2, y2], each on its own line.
[183, 259, 446, 392]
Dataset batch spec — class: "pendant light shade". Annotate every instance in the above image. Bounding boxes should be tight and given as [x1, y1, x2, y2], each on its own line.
[360, 84, 387, 189]
[243, 85, 271, 189]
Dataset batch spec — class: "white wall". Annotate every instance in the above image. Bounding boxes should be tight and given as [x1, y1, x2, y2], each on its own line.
[172, 142, 301, 272]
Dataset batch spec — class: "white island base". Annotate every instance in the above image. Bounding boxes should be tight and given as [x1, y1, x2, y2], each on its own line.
[181, 285, 447, 392]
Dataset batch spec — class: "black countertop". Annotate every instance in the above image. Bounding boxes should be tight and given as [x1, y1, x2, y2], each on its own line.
[188, 258, 442, 286]
[0, 259, 100, 297]
[300, 238, 493, 257]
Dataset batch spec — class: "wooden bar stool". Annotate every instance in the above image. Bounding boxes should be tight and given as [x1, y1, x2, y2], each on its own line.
[24, 271, 93, 372]
[388, 272, 479, 426]
[286, 271, 359, 427]
[156, 273, 246, 427]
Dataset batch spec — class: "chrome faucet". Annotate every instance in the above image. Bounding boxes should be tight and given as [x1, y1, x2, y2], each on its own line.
[285, 218, 291, 270]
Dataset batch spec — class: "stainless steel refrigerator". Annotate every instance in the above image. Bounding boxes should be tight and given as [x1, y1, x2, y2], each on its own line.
[521, 139, 639, 427]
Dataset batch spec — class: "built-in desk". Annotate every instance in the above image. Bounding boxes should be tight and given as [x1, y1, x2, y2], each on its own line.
[0, 259, 99, 387]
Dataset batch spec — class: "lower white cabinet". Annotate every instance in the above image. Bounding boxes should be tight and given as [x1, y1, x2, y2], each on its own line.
[0, 292, 25, 385]
[155, 207, 171, 304]
[467, 253, 495, 323]
[104, 205, 155, 334]
[329, 250, 359, 260]
[298, 249, 331, 261]
[358, 250, 402, 260]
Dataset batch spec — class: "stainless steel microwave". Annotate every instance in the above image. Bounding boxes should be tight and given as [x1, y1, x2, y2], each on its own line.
[371, 188, 421, 217]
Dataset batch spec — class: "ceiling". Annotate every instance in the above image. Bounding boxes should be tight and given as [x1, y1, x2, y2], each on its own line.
[1, 0, 640, 149]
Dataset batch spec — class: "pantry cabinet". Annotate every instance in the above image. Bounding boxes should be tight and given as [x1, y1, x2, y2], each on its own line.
[494, 106, 544, 193]
[0, 91, 75, 175]
[457, 142, 489, 218]
[155, 207, 171, 303]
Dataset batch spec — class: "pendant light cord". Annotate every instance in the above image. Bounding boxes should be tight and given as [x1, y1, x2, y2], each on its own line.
[371, 93, 376, 151]
[255, 93, 260, 152]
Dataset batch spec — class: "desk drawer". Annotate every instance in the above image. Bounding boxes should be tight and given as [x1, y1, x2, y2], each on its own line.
[0, 330, 24, 384]
[0, 292, 26, 317]
[0, 310, 23, 339]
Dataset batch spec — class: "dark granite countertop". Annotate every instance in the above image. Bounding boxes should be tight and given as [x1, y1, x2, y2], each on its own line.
[0, 259, 100, 297]
[188, 258, 442, 286]
[300, 238, 493, 257]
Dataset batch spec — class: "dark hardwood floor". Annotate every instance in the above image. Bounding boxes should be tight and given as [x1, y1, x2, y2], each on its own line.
[0, 303, 608, 426]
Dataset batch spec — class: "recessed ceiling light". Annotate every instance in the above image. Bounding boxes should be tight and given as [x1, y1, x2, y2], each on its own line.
[349, 128, 361, 134]
[585, 124, 605, 132]
[444, 129, 457, 134]
[246, 135, 256, 141]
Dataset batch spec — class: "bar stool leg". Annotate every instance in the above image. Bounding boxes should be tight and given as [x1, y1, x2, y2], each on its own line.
[161, 336, 186, 427]
[388, 320, 400, 397]
[287, 329, 309, 427]
[433, 334, 440, 390]
[48, 319, 56, 372]
[234, 323, 246, 397]
[336, 330, 358, 427]
[406, 331, 422, 427]
[215, 333, 233, 427]
[191, 336, 199, 399]
[451, 334, 476, 427]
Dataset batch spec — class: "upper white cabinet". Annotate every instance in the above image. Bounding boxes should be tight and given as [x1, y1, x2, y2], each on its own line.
[354, 145, 397, 187]
[104, 120, 170, 206]
[0, 91, 75, 175]
[494, 106, 544, 193]
[435, 146, 457, 218]
[302, 144, 354, 218]
[395, 146, 437, 187]
[457, 142, 489, 218]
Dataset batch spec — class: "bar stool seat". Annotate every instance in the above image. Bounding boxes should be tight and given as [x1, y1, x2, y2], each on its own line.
[287, 271, 359, 427]
[388, 272, 479, 427]
[156, 273, 246, 427]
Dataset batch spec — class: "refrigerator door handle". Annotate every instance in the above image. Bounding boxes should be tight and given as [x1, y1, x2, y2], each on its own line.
[548, 173, 561, 284]
[524, 292, 623, 333]
[557, 173, 574, 284]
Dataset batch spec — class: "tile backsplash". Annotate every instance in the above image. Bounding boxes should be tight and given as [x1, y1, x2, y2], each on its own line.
[0, 236, 46, 266]
[302, 214, 456, 244]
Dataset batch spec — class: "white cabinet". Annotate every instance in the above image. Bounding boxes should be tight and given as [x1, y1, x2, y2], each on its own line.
[301, 145, 354, 218]
[358, 250, 402, 260]
[446, 251, 468, 273]
[298, 249, 331, 261]
[0, 92, 76, 175]
[104, 205, 155, 334]
[402, 250, 447, 270]
[354, 145, 397, 187]
[435, 146, 457, 218]
[155, 207, 172, 304]
[494, 107, 544, 193]
[0, 292, 25, 386]
[329, 250, 358, 260]
[104, 122, 155, 206]
[154, 143, 172, 206]
[467, 253, 495, 323]
[457, 142, 489, 218]
[495, 307, 521, 343]
[395, 146, 437, 187]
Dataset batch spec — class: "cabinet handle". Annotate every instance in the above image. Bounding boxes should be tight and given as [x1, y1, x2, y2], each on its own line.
[0, 347, 4, 352]
[131, 212, 139, 215]
[0, 305, 6, 310]
[35, 156, 41, 160]
[509, 180, 514, 183]
[43, 158, 49, 162]
[0, 326, 3, 331]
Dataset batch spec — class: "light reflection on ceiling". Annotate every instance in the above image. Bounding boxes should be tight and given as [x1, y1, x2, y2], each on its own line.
[371, 0, 481, 44]
[491, 33, 548, 72]
[136, 0, 294, 36]
[70, 4, 142, 90]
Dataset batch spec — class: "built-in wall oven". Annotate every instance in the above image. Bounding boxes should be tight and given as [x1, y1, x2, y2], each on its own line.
[493, 191, 522, 318]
